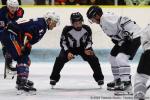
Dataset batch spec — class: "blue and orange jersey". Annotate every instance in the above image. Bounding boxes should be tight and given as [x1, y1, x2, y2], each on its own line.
[7, 18, 48, 45]
[0, 6, 24, 30]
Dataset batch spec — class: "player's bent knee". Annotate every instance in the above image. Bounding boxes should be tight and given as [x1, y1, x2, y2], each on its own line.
[84, 55, 98, 62]
[108, 55, 117, 66]
[137, 50, 150, 75]
[56, 56, 68, 63]
[116, 53, 130, 66]
[134, 73, 149, 85]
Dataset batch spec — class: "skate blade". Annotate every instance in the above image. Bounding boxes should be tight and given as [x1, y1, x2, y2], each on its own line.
[114, 91, 133, 95]
[99, 85, 104, 89]
[16, 90, 24, 95]
[4, 74, 15, 79]
[51, 85, 55, 89]
[28, 91, 36, 95]
[16, 90, 36, 95]
[107, 87, 115, 91]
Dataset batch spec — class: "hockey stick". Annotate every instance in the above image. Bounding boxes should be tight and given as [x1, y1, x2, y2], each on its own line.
[24, 36, 28, 45]
[4, 60, 15, 79]
[4, 61, 7, 79]
[21, 36, 28, 55]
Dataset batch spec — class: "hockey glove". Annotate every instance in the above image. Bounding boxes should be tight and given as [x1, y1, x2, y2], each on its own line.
[123, 31, 133, 42]
[117, 31, 133, 46]
[67, 52, 74, 61]
[111, 39, 124, 46]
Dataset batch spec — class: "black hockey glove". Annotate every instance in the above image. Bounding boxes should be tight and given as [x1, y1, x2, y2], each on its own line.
[6, 22, 20, 35]
[123, 31, 133, 42]
[111, 39, 124, 46]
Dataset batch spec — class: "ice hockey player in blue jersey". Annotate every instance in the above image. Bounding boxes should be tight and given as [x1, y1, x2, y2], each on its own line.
[1, 12, 60, 94]
[0, 0, 24, 77]
[50, 12, 104, 88]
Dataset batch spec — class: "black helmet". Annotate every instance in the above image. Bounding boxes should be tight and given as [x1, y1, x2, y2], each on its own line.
[70, 12, 83, 23]
[86, 5, 103, 19]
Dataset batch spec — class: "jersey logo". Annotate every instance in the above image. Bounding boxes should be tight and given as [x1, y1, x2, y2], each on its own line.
[17, 20, 30, 24]
[39, 29, 44, 33]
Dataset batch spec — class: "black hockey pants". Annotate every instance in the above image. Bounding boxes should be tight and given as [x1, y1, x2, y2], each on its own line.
[50, 49, 104, 83]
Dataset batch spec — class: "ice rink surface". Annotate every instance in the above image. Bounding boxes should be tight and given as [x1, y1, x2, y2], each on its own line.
[0, 62, 150, 100]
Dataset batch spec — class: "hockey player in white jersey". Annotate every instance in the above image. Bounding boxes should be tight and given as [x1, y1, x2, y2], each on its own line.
[86, 5, 141, 95]
[134, 24, 150, 100]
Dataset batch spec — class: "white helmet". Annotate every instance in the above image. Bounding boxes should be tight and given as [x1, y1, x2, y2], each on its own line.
[7, 0, 19, 8]
[44, 12, 60, 25]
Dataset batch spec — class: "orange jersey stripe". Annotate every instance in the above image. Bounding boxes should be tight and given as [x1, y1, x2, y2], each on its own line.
[12, 40, 21, 56]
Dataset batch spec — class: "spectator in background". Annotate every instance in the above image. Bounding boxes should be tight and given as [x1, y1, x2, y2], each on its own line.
[140, 0, 150, 5]
[134, 0, 150, 5]
[49, 0, 52, 5]
[78, 0, 87, 5]
[65, 0, 77, 5]
[1, 0, 21, 5]
[87, 0, 101, 5]
[125, 0, 139, 5]
[100, 0, 114, 5]
[55, 0, 65, 5]
[118, 0, 126, 5]
[34, 0, 46, 5]
[123, 0, 150, 5]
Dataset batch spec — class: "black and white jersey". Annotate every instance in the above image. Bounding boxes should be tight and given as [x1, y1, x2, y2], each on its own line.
[100, 12, 141, 42]
[60, 25, 92, 51]
[141, 24, 150, 51]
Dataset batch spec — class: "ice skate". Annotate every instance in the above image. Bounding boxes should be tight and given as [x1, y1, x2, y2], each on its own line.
[16, 77, 36, 95]
[97, 80, 104, 89]
[134, 91, 145, 100]
[107, 80, 116, 91]
[114, 79, 133, 95]
[50, 80, 56, 89]
[27, 80, 34, 87]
